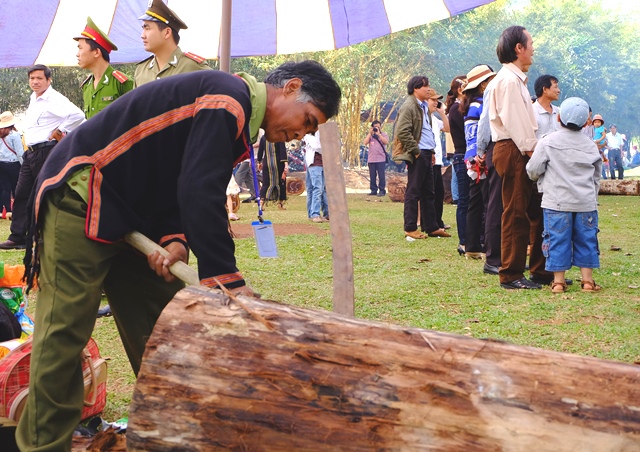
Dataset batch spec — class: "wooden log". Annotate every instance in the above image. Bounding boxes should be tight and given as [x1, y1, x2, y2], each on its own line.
[599, 179, 640, 195]
[128, 286, 640, 451]
[386, 173, 407, 202]
[285, 174, 305, 196]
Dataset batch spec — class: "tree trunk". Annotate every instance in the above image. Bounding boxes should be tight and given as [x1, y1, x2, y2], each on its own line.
[128, 286, 640, 451]
[599, 180, 640, 195]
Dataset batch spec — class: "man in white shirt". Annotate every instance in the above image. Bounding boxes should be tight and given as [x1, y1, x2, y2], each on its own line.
[489, 25, 543, 290]
[606, 124, 624, 179]
[0, 64, 84, 249]
[532, 75, 560, 139]
[304, 131, 329, 222]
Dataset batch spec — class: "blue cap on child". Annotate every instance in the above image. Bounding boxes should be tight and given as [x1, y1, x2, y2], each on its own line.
[559, 97, 589, 128]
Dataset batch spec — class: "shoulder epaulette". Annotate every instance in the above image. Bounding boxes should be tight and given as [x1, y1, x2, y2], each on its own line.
[136, 55, 154, 65]
[112, 70, 129, 83]
[81, 75, 92, 87]
[184, 52, 206, 64]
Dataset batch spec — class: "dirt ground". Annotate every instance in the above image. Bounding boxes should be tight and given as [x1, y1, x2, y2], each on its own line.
[230, 222, 328, 238]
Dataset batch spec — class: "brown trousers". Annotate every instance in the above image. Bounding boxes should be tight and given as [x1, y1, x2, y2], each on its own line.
[492, 139, 551, 284]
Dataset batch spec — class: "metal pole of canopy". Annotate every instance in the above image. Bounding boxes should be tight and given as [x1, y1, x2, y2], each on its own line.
[219, 0, 232, 72]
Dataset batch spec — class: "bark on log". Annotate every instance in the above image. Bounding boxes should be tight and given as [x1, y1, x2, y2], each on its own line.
[128, 286, 640, 451]
[386, 174, 407, 202]
[599, 179, 640, 195]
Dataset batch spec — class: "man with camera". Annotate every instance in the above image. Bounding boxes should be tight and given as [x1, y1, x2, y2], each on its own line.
[363, 120, 389, 196]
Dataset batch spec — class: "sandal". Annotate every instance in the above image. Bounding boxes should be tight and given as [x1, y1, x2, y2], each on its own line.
[581, 280, 602, 292]
[551, 281, 567, 294]
[465, 252, 484, 260]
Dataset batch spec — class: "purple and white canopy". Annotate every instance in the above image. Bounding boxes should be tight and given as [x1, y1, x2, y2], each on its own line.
[0, 0, 494, 69]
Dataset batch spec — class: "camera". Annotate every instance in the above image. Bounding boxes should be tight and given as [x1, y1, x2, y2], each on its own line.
[373, 127, 379, 133]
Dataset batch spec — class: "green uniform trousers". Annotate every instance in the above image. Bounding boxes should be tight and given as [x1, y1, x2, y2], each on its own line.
[16, 185, 184, 451]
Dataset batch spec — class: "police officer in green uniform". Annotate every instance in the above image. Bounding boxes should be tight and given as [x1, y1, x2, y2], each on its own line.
[74, 17, 134, 119]
[134, 0, 211, 87]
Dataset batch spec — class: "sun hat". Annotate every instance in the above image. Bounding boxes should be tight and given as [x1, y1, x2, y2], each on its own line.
[462, 64, 496, 92]
[0, 111, 16, 129]
[559, 97, 589, 128]
[592, 114, 604, 124]
[426, 88, 443, 100]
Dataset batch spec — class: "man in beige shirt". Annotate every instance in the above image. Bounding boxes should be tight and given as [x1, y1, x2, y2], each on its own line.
[489, 25, 548, 290]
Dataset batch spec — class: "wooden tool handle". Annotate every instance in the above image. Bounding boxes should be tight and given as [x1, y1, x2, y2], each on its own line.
[124, 231, 201, 286]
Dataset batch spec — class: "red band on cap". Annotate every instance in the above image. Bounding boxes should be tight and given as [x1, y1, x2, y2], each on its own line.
[81, 26, 114, 53]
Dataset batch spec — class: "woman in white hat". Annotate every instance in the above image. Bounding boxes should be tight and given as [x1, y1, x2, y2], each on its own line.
[0, 111, 24, 220]
[458, 64, 496, 260]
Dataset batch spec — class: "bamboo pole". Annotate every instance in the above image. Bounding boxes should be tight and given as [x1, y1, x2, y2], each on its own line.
[123, 231, 200, 287]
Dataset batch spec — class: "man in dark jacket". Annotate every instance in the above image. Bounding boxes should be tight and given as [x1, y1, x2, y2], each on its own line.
[392, 76, 450, 239]
[16, 60, 341, 451]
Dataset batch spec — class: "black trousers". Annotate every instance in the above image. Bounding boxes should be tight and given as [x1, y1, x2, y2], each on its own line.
[484, 143, 502, 267]
[404, 149, 438, 233]
[465, 176, 489, 253]
[8, 144, 55, 244]
[432, 164, 445, 229]
[0, 161, 21, 213]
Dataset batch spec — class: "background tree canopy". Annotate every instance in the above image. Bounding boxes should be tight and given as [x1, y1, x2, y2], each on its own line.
[1, 0, 637, 165]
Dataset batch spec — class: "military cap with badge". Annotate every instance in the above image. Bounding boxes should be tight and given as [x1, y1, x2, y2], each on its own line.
[139, 0, 188, 31]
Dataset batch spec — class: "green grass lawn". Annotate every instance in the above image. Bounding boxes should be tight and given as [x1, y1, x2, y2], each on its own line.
[1, 193, 638, 422]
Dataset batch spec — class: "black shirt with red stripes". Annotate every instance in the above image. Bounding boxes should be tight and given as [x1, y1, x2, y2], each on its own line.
[33, 71, 253, 289]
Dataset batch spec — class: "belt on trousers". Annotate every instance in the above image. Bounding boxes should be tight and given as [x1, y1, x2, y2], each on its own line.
[28, 140, 57, 151]
[420, 149, 434, 152]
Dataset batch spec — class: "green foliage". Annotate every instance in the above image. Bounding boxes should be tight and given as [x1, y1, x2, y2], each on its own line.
[1, 0, 638, 150]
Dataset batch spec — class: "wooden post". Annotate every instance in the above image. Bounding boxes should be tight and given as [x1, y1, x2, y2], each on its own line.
[319, 122, 355, 317]
[127, 286, 640, 450]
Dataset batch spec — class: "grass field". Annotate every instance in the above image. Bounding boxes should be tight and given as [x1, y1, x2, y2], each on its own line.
[1, 192, 638, 422]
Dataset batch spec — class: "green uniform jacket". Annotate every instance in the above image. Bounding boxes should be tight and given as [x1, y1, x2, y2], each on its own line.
[134, 47, 211, 87]
[392, 95, 424, 164]
[82, 66, 134, 119]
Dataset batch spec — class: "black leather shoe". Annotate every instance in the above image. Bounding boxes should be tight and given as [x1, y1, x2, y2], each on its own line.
[530, 275, 573, 286]
[483, 263, 499, 275]
[241, 196, 256, 203]
[0, 240, 26, 250]
[500, 277, 542, 290]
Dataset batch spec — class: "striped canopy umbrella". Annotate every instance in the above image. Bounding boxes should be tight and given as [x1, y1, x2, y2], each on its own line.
[1, 0, 494, 69]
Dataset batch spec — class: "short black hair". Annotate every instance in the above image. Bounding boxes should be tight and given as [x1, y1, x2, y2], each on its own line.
[86, 39, 110, 63]
[371, 120, 381, 127]
[264, 60, 342, 119]
[496, 25, 529, 64]
[534, 75, 558, 98]
[28, 64, 51, 79]
[560, 120, 582, 131]
[156, 21, 180, 45]
[407, 76, 429, 95]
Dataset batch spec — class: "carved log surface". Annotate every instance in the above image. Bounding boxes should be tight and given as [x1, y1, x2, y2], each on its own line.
[128, 286, 640, 451]
[387, 174, 407, 202]
[599, 179, 640, 195]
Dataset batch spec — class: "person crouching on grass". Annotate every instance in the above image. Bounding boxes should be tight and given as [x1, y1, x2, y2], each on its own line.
[526, 97, 602, 294]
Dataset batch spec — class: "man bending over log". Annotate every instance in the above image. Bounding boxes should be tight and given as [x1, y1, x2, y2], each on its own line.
[16, 61, 341, 451]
